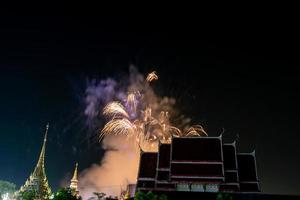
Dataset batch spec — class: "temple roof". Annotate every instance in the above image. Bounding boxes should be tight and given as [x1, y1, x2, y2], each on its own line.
[237, 152, 258, 182]
[158, 143, 171, 169]
[223, 142, 238, 170]
[137, 135, 260, 192]
[172, 137, 223, 162]
[138, 152, 157, 179]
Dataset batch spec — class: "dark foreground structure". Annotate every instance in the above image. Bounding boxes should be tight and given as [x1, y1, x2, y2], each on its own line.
[137, 136, 260, 193]
[134, 136, 300, 199]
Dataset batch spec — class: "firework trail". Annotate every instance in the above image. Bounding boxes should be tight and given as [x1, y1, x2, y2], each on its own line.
[126, 92, 139, 115]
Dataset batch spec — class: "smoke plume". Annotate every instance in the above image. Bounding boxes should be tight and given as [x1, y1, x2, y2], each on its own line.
[79, 136, 139, 199]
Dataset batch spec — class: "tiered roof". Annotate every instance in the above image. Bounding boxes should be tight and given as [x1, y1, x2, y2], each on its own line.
[219, 142, 239, 191]
[137, 135, 260, 193]
[171, 137, 224, 183]
[238, 152, 260, 192]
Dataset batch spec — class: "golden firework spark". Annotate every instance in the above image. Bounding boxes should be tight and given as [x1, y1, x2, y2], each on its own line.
[158, 111, 169, 124]
[146, 71, 158, 82]
[100, 70, 208, 150]
[184, 125, 208, 136]
[127, 92, 138, 114]
[103, 102, 129, 118]
[143, 107, 152, 122]
[101, 118, 135, 139]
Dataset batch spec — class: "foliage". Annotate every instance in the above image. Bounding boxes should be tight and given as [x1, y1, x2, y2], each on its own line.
[87, 192, 117, 200]
[52, 188, 81, 200]
[134, 191, 168, 200]
[216, 192, 233, 200]
[93, 192, 106, 200]
[87, 192, 105, 200]
[16, 190, 38, 200]
[0, 180, 17, 198]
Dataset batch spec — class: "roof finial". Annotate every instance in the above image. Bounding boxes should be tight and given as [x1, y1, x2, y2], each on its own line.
[44, 123, 50, 142]
[70, 162, 79, 197]
[72, 162, 78, 181]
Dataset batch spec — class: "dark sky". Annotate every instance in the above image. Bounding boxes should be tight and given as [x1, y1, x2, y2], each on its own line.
[0, 15, 299, 195]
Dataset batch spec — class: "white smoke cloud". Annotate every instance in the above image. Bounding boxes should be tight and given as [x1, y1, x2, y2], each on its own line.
[79, 135, 139, 199]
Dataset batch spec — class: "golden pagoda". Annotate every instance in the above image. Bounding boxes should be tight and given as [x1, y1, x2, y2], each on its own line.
[69, 162, 79, 197]
[19, 124, 52, 200]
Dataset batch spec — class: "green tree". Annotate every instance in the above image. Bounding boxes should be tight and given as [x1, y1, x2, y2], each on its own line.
[0, 180, 16, 199]
[157, 194, 167, 200]
[93, 192, 106, 200]
[52, 188, 81, 200]
[134, 191, 148, 200]
[216, 192, 233, 200]
[16, 190, 38, 200]
[134, 191, 168, 200]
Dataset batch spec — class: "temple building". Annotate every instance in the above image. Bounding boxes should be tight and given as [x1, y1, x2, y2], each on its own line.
[18, 124, 52, 199]
[136, 135, 260, 193]
[69, 162, 79, 197]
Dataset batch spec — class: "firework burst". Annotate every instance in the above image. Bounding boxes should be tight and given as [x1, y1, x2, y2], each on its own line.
[100, 71, 207, 151]
[101, 119, 135, 139]
[146, 71, 158, 82]
[103, 102, 129, 118]
[184, 125, 208, 137]
[81, 68, 208, 198]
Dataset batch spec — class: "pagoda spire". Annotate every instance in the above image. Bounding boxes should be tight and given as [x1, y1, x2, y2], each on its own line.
[19, 123, 52, 200]
[70, 162, 79, 197]
[33, 123, 49, 174]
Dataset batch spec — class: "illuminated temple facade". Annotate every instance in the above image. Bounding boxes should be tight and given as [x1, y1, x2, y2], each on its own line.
[19, 124, 52, 199]
[136, 136, 260, 193]
[70, 163, 79, 197]
[18, 124, 81, 199]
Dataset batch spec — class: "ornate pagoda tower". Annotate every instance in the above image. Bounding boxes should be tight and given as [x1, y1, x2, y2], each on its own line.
[70, 162, 79, 197]
[19, 124, 52, 199]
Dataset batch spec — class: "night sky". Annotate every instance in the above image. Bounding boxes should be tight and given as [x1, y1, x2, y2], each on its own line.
[0, 15, 299, 195]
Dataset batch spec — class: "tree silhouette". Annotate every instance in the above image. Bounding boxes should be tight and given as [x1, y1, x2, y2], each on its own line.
[0, 180, 16, 198]
[93, 192, 106, 200]
[52, 188, 81, 200]
[216, 192, 233, 200]
[16, 190, 38, 200]
[135, 191, 168, 200]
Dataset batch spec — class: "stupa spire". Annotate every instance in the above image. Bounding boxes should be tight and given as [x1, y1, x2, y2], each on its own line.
[19, 123, 52, 200]
[34, 123, 49, 174]
[70, 162, 79, 197]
